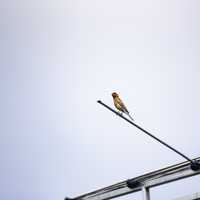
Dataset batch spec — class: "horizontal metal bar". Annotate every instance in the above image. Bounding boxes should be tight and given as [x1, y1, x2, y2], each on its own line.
[67, 157, 200, 200]
[174, 192, 200, 200]
[144, 163, 200, 188]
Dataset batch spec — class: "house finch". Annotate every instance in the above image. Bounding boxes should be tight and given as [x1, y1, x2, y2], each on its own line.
[112, 92, 134, 121]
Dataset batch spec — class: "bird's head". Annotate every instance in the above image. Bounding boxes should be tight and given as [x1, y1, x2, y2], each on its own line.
[112, 92, 119, 98]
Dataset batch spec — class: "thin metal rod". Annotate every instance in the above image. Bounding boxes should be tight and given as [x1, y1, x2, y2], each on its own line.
[97, 100, 193, 163]
[142, 187, 150, 200]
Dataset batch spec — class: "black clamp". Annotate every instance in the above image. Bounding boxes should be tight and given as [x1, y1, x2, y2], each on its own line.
[126, 179, 141, 189]
[64, 197, 73, 200]
[190, 160, 200, 171]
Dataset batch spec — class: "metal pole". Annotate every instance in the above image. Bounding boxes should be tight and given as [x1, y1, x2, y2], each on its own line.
[142, 187, 150, 200]
[97, 100, 193, 163]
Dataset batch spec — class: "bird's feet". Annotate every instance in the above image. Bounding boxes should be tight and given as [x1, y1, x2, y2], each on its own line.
[117, 111, 123, 116]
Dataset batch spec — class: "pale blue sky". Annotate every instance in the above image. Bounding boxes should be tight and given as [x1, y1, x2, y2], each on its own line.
[1, 0, 200, 200]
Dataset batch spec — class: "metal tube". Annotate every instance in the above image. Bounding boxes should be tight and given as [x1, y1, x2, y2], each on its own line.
[65, 157, 200, 200]
[97, 100, 193, 163]
[142, 187, 150, 200]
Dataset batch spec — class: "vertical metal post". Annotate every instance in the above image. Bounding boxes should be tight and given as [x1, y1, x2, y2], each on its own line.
[142, 186, 150, 200]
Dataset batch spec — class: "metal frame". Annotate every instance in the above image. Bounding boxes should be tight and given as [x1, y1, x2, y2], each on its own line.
[174, 192, 200, 200]
[65, 157, 200, 200]
[65, 101, 200, 200]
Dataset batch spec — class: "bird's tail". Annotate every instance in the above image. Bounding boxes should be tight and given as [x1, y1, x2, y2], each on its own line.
[127, 113, 134, 121]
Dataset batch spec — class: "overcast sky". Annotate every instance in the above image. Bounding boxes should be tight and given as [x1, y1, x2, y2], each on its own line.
[1, 0, 200, 200]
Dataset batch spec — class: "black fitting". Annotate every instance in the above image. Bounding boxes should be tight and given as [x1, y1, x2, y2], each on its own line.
[126, 179, 141, 189]
[190, 160, 200, 171]
[64, 197, 73, 200]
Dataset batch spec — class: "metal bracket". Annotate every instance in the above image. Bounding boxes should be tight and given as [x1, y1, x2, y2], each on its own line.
[126, 179, 141, 189]
[190, 160, 200, 171]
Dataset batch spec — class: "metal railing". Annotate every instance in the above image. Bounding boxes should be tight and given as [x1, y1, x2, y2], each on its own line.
[65, 157, 200, 200]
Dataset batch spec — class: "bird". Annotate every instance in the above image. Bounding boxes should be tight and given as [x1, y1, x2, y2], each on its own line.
[112, 92, 134, 121]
